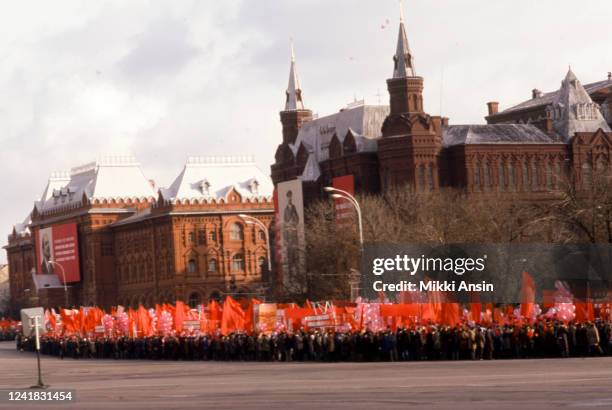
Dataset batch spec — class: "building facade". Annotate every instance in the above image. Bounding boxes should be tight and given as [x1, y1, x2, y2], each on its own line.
[271, 12, 612, 203]
[4, 156, 273, 311]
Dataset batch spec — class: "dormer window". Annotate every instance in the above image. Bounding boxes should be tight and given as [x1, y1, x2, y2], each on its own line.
[199, 179, 210, 195]
[249, 179, 259, 195]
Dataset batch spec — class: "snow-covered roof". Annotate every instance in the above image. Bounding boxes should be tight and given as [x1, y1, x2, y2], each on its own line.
[13, 214, 32, 236]
[300, 153, 321, 182]
[548, 69, 611, 141]
[497, 77, 612, 115]
[291, 103, 389, 164]
[161, 156, 273, 204]
[443, 124, 562, 147]
[36, 155, 156, 213]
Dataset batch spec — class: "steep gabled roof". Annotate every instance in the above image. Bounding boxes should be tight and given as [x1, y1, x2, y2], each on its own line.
[548, 69, 611, 141]
[291, 103, 389, 165]
[37, 155, 156, 213]
[443, 124, 562, 147]
[497, 77, 612, 115]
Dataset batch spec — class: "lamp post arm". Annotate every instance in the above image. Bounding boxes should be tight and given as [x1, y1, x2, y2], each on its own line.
[240, 215, 272, 272]
[331, 191, 364, 249]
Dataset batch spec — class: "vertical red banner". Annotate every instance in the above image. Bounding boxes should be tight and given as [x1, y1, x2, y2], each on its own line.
[332, 175, 355, 224]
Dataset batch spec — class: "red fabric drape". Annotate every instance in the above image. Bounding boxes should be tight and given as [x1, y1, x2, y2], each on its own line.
[220, 296, 246, 335]
[137, 305, 152, 336]
[440, 303, 460, 326]
[244, 299, 262, 334]
[60, 309, 76, 334]
[520, 272, 536, 320]
[174, 301, 189, 333]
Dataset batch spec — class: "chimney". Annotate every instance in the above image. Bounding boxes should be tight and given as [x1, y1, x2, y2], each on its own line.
[487, 102, 499, 116]
[532, 89, 542, 99]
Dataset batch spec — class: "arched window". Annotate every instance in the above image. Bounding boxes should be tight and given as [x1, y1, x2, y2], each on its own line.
[230, 223, 243, 241]
[208, 230, 217, 242]
[232, 254, 244, 271]
[187, 259, 197, 274]
[258, 230, 266, 241]
[209, 291, 222, 303]
[188, 292, 201, 309]
[208, 258, 217, 272]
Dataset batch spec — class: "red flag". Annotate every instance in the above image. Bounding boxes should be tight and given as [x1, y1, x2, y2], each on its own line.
[138, 305, 152, 336]
[60, 309, 76, 334]
[244, 298, 262, 334]
[45, 309, 57, 333]
[220, 296, 246, 335]
[127, 308, 138, 337]
[470, 302, 482, 323]
[520, 272, 536, 320]
[441, 303, 461, 326]
[575, 302, 595, 322]
[207, 300, 222, 333]
[174, 301, 189, 333]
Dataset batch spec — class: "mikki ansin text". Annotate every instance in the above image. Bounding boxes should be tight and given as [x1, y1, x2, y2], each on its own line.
[372, 279, 495, 293]
[370, 255, 494, 292]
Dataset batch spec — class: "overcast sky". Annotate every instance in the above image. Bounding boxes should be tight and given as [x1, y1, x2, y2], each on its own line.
[1, 0, 611, 262]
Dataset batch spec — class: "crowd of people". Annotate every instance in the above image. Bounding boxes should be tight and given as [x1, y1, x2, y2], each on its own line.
[0, 329, 16, 341]
[17, 319, 612, 362]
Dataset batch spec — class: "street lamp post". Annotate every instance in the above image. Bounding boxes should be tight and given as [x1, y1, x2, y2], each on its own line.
[48, 260, 69, 308]
[323, 187, 363, 249]
[238, 214, 272, 273]
[324, 187, 364, 301]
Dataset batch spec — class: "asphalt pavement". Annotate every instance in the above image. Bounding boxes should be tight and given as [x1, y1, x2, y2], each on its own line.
[0, 341, 610, 409]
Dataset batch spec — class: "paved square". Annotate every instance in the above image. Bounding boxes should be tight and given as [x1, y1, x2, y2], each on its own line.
[0, 342, 610, 409]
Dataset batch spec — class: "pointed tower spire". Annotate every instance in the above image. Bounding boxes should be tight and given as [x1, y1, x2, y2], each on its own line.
[393, 1, 415, 78]
[285, 39, 305, 111]
[278, 39, 312, 147]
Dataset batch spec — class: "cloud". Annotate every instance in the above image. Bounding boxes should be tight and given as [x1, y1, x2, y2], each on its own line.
[1, 0, 612, 264]
[118, 18, 200, 81]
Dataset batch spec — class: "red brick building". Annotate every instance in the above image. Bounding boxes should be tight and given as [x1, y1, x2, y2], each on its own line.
[4, 155, 273, 312]
[271, 13, 612, 202]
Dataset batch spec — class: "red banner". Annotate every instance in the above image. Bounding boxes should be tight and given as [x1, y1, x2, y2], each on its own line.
[35, 222, 81, 283]
[332, 175, 355, 224]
